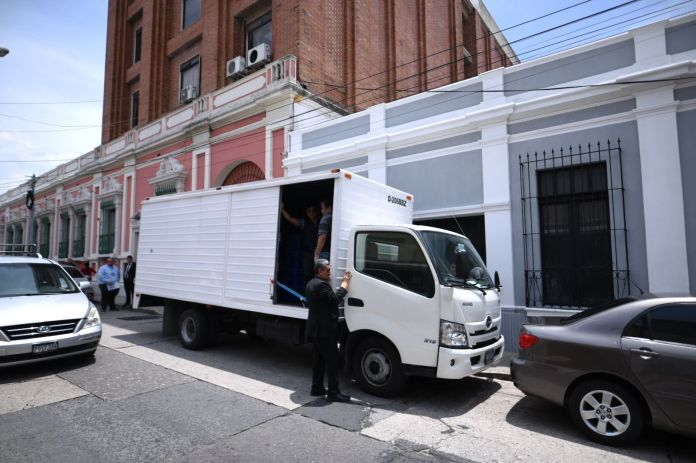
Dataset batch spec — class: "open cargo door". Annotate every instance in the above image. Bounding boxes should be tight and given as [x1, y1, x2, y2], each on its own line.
[223, 186, 280, 305]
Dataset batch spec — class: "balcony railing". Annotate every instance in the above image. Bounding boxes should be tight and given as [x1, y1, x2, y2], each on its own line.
[73, 239, 84, 257]
[58, 241, 68, 258]
[98, 233, 115, 254]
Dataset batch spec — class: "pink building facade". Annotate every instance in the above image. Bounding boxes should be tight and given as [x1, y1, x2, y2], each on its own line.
[1, 56, 325, 272]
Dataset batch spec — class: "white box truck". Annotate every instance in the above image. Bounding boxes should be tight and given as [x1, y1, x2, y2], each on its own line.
[135, 169, 504, 396]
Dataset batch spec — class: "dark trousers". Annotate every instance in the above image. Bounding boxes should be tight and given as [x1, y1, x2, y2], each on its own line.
[312, 336, 340, 393]
[124, 279, 134, 306]
[99, 284, 117, 311]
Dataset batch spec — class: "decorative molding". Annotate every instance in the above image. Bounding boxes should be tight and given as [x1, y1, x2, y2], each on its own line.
[98, 176, 123, 203]
[148, 157, 187, 194]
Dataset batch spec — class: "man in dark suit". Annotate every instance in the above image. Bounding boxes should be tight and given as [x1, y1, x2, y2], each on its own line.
[305, 259, 351, 402]
[123, 255, 136, 308]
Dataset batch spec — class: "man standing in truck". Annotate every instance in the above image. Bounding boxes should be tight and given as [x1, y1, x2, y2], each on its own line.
[281, 203, 319, 283]
[314, 199, 332, 261]
[306, 259, 351, 402]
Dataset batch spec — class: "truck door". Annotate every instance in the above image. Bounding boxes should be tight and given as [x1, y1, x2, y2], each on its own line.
[346, 229, 440, 368]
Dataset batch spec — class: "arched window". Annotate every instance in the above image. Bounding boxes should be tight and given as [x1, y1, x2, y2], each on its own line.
[222, 161, 264, 186]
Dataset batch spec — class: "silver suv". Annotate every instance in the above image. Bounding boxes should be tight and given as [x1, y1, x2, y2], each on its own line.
[0, 253, 101, 367]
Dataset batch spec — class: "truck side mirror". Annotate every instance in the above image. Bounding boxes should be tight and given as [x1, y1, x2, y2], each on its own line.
[494, 271, 502, 290]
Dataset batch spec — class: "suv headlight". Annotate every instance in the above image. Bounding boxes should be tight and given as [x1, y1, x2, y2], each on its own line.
[84, 303, 101, 328]
[440, 320, 468, 348]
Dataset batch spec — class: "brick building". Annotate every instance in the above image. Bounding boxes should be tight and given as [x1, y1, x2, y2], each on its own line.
[1, 0, 515, 272]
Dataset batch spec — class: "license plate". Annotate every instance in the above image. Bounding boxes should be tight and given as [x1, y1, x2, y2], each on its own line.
[33, 342, 58, 354]
[484, 348, 495, 365]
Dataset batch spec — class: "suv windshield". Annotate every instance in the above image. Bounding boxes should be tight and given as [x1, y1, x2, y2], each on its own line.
[0, 263, 79, 297]
[419, 231, 493, 289]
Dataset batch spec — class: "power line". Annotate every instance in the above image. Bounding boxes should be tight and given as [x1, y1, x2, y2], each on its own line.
[1, 2, 692, 197]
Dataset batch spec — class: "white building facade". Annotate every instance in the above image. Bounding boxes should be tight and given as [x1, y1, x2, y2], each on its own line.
[284, 14, 696, 348]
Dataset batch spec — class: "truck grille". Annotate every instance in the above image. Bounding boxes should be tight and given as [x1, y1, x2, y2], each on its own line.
[1, 319, 80, 341]
[470, 325, 499, 337]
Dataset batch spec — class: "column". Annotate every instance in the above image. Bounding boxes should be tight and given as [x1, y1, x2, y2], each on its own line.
[635, 87, 689, 293]
[68, 208, 75, 257]
[84, 205, 92, 258]
[36, 220, 43, 254]
[114, 197, 122, 255]
[481, 121, 516, 308]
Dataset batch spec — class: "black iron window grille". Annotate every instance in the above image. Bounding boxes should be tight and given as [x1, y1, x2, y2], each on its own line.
[519, 140, 634, 308]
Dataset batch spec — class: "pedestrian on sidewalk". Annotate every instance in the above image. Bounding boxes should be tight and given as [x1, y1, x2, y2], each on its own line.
[123, 255, 136, 308]
[97, 257, 120, 311]
[305, 259, 351, 402]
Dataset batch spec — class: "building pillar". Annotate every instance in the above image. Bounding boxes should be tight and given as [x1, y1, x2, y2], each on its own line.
[84, 205, 92, 259]
[635, 86, 689, 293]
[114, 196, 122, 255]
[481, 121, 516, 308]
[36, 220, 44, 253]
[68, 208, 75, 257]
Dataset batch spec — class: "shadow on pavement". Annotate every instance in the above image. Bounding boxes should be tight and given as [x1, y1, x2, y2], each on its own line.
[505, 395, 696, 461]
[0, 352, 97, 385]
[106, 315, 501, 418]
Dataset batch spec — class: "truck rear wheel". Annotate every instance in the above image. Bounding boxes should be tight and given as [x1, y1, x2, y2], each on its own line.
[353, 336, 406, 397]
[179, 309, 210, 350]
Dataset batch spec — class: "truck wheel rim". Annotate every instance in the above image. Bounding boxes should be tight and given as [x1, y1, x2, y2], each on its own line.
[579, 389, 631, 437]
[181, 317, 196, 343]
[362, 349, 391, 386]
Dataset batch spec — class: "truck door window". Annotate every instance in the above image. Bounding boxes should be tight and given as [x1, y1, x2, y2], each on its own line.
[355, 232, 435, 298]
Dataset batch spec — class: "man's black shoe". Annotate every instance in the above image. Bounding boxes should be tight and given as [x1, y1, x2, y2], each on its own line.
[326, 391, 350, 403]
[310, 387, 327, 397]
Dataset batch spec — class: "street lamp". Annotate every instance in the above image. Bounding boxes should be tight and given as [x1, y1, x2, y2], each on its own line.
[0, 47, 9, 57]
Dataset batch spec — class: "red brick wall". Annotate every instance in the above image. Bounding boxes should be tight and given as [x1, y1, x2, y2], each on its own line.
[103, 0, 513, 142]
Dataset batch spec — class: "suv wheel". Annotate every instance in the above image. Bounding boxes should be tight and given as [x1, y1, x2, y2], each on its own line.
[568, 379, 644, 446]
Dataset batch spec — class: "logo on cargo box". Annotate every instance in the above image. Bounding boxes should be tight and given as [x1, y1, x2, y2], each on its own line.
[388, 195, 407, 207]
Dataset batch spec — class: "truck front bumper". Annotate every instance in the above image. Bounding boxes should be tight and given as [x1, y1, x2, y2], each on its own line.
[436, 335, 505, 379]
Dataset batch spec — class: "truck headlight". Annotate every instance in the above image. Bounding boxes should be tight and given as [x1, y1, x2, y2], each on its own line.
[440, 320, 468, 348]
[84, 303, 101, 328]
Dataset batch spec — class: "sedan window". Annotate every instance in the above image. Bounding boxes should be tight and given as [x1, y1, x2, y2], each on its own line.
[649, 305, 696, 346]
[623, 304, 696, 346]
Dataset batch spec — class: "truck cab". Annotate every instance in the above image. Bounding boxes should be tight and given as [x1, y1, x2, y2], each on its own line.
[344, 225, 504, 396]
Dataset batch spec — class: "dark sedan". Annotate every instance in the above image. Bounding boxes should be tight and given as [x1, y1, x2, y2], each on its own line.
[511, 296, 696, 446]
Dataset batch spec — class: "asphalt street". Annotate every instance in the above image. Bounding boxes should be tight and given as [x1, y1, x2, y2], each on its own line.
[1, 309, 694, 463]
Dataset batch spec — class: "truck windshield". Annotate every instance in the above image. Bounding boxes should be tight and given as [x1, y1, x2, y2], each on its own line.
[419, 231, 493, 289]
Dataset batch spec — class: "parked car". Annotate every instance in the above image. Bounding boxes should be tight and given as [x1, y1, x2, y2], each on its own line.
[511, 296, 696, 446]
[0, 254, 101, 367]
[61, 264, 95, 300]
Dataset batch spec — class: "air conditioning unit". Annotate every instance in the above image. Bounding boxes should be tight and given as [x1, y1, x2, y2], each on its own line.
[247, 43, 271, 68]
[179, 85, 197, 103]
[226, 56, 246, 78]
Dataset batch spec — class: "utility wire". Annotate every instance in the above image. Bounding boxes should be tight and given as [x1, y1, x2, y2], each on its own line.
[1, 1, 692, 196]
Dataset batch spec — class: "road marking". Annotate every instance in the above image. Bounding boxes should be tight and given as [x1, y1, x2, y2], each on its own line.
[119, 344, 312, 410]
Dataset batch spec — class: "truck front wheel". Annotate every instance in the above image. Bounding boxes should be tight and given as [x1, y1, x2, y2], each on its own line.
[179, 309, 210, 350]
[353, 336, 406, 397]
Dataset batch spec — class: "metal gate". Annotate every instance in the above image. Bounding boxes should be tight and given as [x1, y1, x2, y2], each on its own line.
[519, 140, 632, 308]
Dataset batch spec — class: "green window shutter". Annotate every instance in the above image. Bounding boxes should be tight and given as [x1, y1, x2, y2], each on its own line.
[155, 183, 177, 196]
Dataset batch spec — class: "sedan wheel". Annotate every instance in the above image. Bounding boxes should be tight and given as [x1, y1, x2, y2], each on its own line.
[568, 380, 644, 446]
